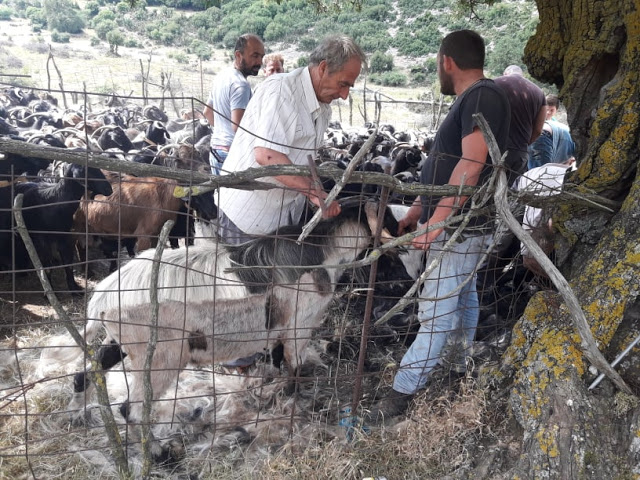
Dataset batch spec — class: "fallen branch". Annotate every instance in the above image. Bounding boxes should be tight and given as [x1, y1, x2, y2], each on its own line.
[474, 112, 633, 395]
[12, 194, 132, 479]
[141, 220, 174, 478]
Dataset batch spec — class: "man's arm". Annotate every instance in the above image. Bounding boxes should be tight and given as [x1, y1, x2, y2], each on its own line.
[230, 108, 245, 133]
[254, 146, 341, 218]
[203, 104, 214, 127]
[529, 104, 547, 144]
[412, 128, 488, 250]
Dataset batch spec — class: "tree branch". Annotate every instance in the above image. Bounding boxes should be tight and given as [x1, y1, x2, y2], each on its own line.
[12, 194, 132, 478]
[297, 128, 377, 242]
[474, 112, 633, 395]
[141, 220, 174, 478]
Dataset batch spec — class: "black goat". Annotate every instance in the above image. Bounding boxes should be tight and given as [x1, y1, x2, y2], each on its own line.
[0, 163, 112, 294]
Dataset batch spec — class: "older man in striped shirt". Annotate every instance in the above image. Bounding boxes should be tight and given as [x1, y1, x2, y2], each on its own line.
[216, 35, 367, 244]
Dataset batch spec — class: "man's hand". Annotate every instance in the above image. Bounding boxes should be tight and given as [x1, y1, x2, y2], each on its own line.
[397, 203, 422, 235]
[310, 190, 341, 218]
[397, 215, 417, 236]
[411, 226, 443, 250]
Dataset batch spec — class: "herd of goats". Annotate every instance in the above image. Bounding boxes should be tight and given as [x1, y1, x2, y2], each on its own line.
[0, 87, 531, 466]
[0, 87, 429, 293]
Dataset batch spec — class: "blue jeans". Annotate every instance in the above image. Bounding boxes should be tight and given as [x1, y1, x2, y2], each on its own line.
[393, 231, 491, 394]
[209, 149, 228, 176]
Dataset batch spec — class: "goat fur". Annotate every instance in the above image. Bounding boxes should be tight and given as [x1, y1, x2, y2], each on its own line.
[70, 269, 333, 423]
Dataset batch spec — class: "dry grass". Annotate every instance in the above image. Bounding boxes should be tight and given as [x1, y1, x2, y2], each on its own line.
[0, 268, 511, 480]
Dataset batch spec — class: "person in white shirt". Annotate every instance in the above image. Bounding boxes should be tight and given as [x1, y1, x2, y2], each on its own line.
[203, 34, 265, 175]
[517, 160, 575, 276]
[216, 35, 367, 244]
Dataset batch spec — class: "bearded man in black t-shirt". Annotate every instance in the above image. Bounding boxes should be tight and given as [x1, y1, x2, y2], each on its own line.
[368, 29, 511, 422]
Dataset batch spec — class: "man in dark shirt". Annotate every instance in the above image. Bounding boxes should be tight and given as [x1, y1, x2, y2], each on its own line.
[494, 65, 547, 186]
[368, 30, 511, 421]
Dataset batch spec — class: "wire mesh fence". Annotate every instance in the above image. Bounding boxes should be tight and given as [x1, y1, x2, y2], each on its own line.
[0, 81, 544, 478]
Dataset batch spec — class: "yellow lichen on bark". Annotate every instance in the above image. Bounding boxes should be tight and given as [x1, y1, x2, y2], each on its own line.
[536, 425, 560, 457]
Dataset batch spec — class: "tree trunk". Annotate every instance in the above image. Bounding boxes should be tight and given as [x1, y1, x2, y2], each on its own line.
[502, 1, 640, 477]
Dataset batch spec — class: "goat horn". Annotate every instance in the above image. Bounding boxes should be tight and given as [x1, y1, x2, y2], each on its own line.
[364, 201, 396, 244]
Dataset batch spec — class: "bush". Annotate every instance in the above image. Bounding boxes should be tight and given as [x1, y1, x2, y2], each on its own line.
[83, 0, 100, 18]
[0, 6, 13, 20]
[106, 28, 124, 53]
[91, 8, 115, 27]
[296, 55, 308, 68]
[369, 71, 407, 87]
[51, 30, 70, 43]
[369, 50, 393, 74]
[124, 37, 139, 48]
[188, 39, 211, 60]
[44, 0, 85, 34]
[221, 29, 240, 48]
[410, 70, 426, 85]
[263, 21, 287, 42]
[94, 18, 118, 40]
[169, 50, 189, 63]
[298, 36, 317, 52]
[90, 36, 101, 46]
[115, 1, 129, 13]
[26, 6, 47, 29]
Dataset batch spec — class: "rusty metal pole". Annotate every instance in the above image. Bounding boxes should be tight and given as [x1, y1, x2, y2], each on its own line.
[350, 170, 391, 415]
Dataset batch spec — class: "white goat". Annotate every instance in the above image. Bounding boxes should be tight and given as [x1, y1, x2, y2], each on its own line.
[70, 269, 333, 424]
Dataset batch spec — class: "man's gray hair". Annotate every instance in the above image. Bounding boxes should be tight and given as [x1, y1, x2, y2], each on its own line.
[503, 64, 523, 76]
[309, 35, 367, 74]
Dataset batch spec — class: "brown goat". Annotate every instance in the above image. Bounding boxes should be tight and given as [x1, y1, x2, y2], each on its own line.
[74, 174, 183, 252]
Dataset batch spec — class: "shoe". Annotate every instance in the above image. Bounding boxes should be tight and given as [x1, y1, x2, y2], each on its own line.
[366, 389, 414, 424]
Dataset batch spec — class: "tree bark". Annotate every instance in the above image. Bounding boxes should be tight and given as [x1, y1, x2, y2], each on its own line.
[502, 1, 640, 477]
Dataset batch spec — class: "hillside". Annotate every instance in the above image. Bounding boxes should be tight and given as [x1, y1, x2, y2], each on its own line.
[0, 0, 539, 130]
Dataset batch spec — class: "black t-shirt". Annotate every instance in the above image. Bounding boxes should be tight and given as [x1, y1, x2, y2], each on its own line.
[494, 74, 546, 153]
[419, 78, 511, 228]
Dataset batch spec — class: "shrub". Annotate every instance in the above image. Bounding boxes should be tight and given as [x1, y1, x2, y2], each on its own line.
[0, 6, 13, 20]
[106, 28, 124, 54]
[94, 19, 118, 40]
[188, 39, 211, 60]
[369, 50, 394, 74]
[410, 70, 426, 85]
[26, 6, 47, 29]
[44, 0, 85, 34]
[169, 50, 189, 63]
[298, 36, 317, 52]
[263, 21, 287, 42]
[296, 55, 308, 68]
[369, 70, 407, 87]
[115, 1, 129, 14]
[124, 37, 139, 48]
[83, 0, 100, 18]
[51, 29, 70, 43]
[90, 36, 100, 46]
[91, 8, 115, 27]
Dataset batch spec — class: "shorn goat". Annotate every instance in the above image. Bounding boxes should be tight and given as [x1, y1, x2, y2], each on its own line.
[70, 268, 334, 425]
[47, 204, 386, 422]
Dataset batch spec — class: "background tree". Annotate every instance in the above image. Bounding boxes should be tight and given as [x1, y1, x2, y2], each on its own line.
[188, 39, 212, 61]
[43, 0, 85, 34]
[106, 28, 124, 55]
[369, 50, 394, 74]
